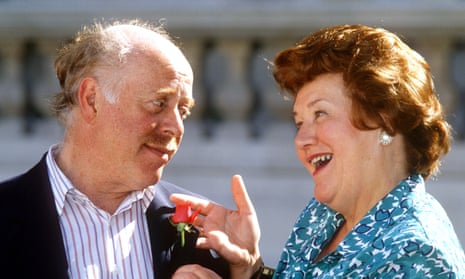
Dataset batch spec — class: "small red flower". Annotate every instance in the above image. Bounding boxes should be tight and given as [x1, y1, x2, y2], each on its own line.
[171, 203, 199, 224]
[170, 204, 200, 247]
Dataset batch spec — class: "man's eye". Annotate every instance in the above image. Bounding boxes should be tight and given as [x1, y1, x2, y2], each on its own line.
[153, 100, 165, 108]
[179, 107, 191, 119]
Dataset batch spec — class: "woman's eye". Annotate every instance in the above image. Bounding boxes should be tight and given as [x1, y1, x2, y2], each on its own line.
[315, 110, 326, 119]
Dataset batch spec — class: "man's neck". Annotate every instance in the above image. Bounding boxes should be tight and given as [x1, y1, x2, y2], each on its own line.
[55, 142, 129, 214]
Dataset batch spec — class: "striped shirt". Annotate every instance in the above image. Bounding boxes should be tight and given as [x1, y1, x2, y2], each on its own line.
[46, 146, 156, 279]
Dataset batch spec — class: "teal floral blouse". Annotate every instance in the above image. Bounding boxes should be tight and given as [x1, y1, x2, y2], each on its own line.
[274, 174, 465, 278]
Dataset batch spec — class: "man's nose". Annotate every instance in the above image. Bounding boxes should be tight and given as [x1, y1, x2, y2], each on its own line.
[159, 108, 184, 137]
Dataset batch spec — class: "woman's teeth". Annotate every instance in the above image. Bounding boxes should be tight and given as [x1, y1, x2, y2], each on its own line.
[310, 154, 332, 168]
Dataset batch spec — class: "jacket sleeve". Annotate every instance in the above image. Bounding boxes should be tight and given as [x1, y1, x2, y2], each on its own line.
[0, 155, 69, 278]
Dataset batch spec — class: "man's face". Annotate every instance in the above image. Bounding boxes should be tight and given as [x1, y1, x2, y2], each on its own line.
[94, 50, 194, 191]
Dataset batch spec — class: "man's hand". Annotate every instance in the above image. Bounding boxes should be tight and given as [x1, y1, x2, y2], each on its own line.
[173, 264, 222, 279]
[170, 175, 262, 278]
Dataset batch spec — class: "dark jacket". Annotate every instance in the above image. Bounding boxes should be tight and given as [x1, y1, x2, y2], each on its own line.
[0, 155, 229, 278]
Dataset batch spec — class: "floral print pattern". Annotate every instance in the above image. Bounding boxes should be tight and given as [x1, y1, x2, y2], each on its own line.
[275, 174, 465, 278]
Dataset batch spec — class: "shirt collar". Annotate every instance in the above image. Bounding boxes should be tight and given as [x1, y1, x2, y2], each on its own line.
[46, 144, 73, 216]
[46, 144, 156, 216]
[337, 174, 425, 257]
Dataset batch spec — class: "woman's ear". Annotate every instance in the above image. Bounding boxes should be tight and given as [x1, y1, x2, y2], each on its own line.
[77, 77, 99, 123]
[379, 112, 394, 135]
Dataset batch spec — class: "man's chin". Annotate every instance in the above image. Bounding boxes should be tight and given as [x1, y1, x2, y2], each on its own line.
[148, 168, 164, 185]
[135, 160, 167, 185]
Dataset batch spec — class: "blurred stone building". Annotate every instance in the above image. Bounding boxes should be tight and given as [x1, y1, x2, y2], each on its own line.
[1, 0, 465, 137]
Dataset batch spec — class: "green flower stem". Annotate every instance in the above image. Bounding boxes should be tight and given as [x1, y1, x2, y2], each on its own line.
[177, 223, 187, 247]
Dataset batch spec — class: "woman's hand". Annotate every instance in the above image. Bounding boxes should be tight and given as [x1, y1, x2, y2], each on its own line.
[170, 175, 262, 278]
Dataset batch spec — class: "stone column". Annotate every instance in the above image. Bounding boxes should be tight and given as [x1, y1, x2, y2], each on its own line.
[214, 38, 250, 121]
[34, 39, 62, 117]
[413, 37, 455, 115]
[258, 38, 298, 121]
[0, 39, 22, 116]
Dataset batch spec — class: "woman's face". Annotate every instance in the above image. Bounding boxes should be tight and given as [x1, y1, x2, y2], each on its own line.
[293, 73, 384, 213]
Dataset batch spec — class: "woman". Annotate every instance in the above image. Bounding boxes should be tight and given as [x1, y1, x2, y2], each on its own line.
[172, 24, 465, 278]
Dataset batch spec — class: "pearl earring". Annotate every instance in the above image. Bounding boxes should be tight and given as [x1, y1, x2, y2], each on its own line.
[379, 130, 393, 146]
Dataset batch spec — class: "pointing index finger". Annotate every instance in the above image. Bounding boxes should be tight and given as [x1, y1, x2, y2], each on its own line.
[231, 174, 256, 215]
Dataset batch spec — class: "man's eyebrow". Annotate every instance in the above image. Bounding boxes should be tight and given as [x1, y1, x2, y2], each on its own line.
[156, 87, 177, 95]
[182, 97, 196, 108]
[155, 88, 195, 108]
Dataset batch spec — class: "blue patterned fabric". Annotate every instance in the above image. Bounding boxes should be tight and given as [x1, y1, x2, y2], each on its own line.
[274, 174, 465, 278]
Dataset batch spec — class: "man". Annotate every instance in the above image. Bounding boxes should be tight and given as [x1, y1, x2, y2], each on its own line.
[0, 20, 229, 278]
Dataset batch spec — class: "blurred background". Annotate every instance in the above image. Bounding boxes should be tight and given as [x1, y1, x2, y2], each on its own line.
[0, 0, 464, 267]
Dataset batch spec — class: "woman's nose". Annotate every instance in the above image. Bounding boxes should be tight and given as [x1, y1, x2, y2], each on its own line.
[294, 123, 316, 149]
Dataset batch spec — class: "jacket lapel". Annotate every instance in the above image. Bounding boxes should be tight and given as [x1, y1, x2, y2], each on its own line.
[146, 180, 186, 278]
[146, 181, 230, 278]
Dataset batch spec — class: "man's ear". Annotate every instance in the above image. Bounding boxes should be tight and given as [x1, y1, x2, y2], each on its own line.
[77, 77, 99, 123]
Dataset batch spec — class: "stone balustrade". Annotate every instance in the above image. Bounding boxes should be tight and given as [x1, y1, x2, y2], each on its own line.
[1, 0, 465, 137]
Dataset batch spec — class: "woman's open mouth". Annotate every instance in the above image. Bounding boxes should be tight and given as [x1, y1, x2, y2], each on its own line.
[310, 154, 333, 172]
